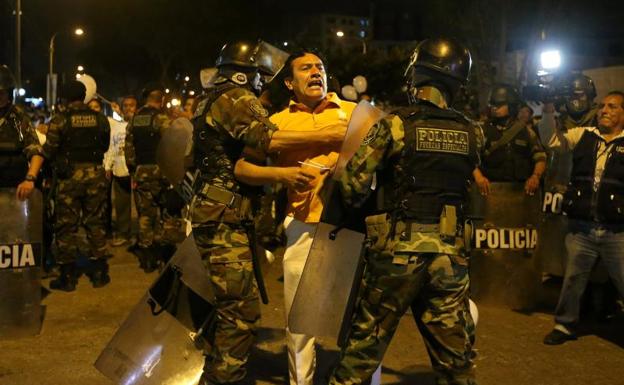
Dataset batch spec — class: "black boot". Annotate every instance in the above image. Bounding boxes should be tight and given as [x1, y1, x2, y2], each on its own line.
[136, 246, 158, 273]
[89, 258, 111, 288]
[49, 263, 77, 292]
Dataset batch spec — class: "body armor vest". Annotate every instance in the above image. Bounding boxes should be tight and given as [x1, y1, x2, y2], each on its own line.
[192, 82, 244, 192]
[0, 105, 28, 187]
[379, 103, 478, 221]
[61, 108, 106, 164]
[132, 106, 161, 165]
[482, 119, 532, 181]
[563, 130, 624, 223]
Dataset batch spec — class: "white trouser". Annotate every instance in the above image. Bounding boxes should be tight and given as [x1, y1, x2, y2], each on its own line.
[283, 216, 317, 385]
[283, 216, 381, 385]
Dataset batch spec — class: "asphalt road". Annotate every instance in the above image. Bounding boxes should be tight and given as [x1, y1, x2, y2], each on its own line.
[1, 243, 623, 385]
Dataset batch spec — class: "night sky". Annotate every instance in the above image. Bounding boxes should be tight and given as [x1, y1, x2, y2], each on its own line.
[1, 0, 623, 100]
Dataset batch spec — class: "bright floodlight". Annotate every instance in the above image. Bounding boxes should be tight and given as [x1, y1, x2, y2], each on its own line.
[189, 90, 195, 96]
[77, 65, 84, 71]
[283, 41, 288, 47]
[165, 88, 170, 94]
[184, 76, 190, 82]
[336, 31, 345, 37]
[18, 88, 26, 96]
[540, 50, 561, 70]
[74, 28, 84, 36]
[171, 98, 180, 107]
[75, 73, 82, 79]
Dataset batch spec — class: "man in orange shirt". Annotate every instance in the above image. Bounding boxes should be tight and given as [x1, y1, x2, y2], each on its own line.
[235, 50, 357, 385]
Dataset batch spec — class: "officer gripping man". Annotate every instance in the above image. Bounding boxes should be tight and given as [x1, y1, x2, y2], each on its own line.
[328, 38, 479, 385]
[0, 64, 44, 200]
[125, 83, 184, 272]
[42, 80, 111, 291]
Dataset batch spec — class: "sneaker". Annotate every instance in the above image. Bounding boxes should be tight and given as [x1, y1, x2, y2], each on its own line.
[543, 328, 577, 345]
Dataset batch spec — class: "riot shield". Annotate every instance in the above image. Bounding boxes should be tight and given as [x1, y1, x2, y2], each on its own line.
[0, 188, 43, 339]
[288, 223, 365, 338]
[95, 234, 215, 384]
[469, 183, 543, 310]
[288, 101, 384, 342]
[156, 117, 193, 185]
[536, 150, 572, 276]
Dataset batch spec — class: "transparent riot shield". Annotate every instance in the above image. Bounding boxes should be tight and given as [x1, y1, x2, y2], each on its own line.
[0, 188, 43, 339]
[288, 101, 384, 342]
[468, 183, 543, 310]
[95, 234, 215, 384]
[156, 117, 193, 185]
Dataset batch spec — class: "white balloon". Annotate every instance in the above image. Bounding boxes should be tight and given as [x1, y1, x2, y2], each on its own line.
[469, 299, 479, 326]
[341, 85, 358, 101]
[353, 75, 368, 94]
[77, 74, 97, 103]
[200, 67, 219, 89]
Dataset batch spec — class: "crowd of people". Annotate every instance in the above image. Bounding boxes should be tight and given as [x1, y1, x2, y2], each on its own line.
[1, 35, 623, 385]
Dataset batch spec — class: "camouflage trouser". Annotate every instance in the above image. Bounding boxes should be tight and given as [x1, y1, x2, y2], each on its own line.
[133, 165, 185, 248]
[194, 222, 261, 384]
[54, 164, 108, 263]
[329, 248, 477, 385]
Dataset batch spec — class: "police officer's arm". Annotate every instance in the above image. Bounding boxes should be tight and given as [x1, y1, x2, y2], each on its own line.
[339, 115, 404, 207]
[268, 125, 346, 153]
[525, 127, 547, 195]
[234, 158, 316, 191]
[40, 114, 65, 162]
[17, 120, 45, 200]
[471, 122, 490, 195]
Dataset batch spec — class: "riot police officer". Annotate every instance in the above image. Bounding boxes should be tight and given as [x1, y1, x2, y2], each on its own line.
[474, 84, 547, 195]
[328, 37, 479, 385]
[124, 83, 184, 272]
[0, 64, 44, 199]
[42, 80, 111, 291]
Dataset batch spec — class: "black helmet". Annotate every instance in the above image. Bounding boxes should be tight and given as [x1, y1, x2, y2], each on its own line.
[405, 38, 472, 83]
[0, 64, 16, 92]
[405, 38, 472, 103]
[215, 41, 260, 70]
[565, 73, 597, 100]
[488, 83, 522, 107]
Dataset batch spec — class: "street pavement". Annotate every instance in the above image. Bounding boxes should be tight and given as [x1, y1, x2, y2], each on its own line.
[1, 242, 623, 385]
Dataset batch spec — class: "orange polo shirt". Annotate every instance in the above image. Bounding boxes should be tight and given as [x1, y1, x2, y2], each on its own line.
[271, 92, 356, 223]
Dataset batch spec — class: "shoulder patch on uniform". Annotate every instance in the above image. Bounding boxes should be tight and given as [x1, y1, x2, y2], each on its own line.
[249, 99, 269, 118]
[362, 124, 379, 146]
[415, 127, 469, 155]
[231, 72, 248, 85]
[194, 99, 208, 119]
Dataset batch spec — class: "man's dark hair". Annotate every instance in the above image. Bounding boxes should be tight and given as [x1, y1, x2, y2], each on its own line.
[606, 91, 624, 107]
[282, 48, 327, 79]
[122, 95, 138, 103]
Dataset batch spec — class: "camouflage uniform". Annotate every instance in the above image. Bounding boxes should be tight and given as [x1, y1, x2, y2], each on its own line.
[329, 107, 480, 385]
[42, 103, 110, 265]
[125, 107, 185, 268]
[191, 78, 275, 384]
[0, 104, 38, 188]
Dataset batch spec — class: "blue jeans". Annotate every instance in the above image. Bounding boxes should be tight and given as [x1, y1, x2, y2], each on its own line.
[554, 220, 624, 329]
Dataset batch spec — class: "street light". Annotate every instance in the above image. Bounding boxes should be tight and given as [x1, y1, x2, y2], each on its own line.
[47, 27, 85, 108]
[335, 30, 366, 54]
[77, 65, 84, 72]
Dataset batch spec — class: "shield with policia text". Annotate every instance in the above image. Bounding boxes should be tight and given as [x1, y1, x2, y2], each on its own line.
[288, 101, 386, 343]
[0, 188, 43, 339]
[156, 117, 194, 185]
[468, 182, 543, 310]
[535, 150, 572, 277]
[95, 234, 216, 385]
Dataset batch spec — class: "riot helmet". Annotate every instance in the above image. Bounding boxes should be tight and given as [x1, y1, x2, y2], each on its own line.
[0, 65, 16, 105]
[215, 40, 288, 93]
[488, 83, 522, 119]
[0, 65, 16, 92]
[562, 73, 596, 117]
[404, 37, 472, 105]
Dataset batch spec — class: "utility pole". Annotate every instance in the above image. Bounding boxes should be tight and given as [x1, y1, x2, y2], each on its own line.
[15, 0, 22, 91]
